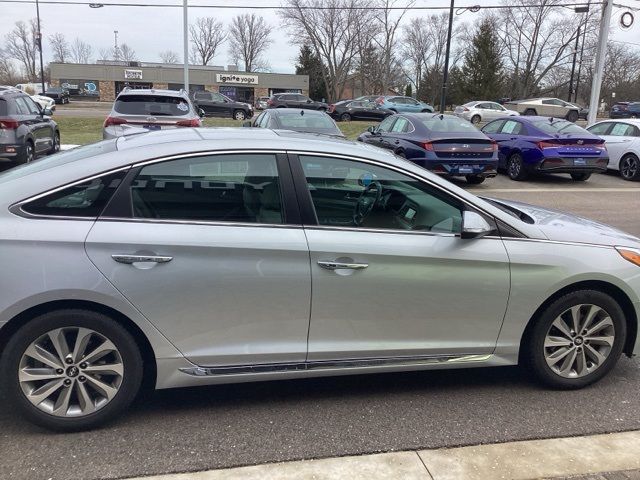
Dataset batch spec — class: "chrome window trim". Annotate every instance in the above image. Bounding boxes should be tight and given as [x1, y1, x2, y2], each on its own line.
[98, 216, 301, 229]
[131, 149, 288, 169]
[304, 224, 458, 238]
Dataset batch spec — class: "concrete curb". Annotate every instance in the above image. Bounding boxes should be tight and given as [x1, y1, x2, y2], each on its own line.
[124, 431, 640, 480]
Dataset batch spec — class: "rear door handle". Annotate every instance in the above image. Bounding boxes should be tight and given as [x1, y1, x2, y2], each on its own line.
[112, 254, 173, 264]
[318, 260, 369, 270]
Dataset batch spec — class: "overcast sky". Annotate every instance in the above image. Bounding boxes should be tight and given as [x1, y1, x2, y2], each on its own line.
[1, 0, 639, 74]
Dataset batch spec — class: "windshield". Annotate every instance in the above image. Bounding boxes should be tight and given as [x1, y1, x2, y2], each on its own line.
[531, 120, 587, 135]
[420, 117, 479, 132]
[114, 95, 192, 116]
[278, 114, 342, 135]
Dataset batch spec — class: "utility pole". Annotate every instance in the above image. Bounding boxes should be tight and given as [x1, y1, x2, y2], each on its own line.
[35, 0, 45, 94]
[587, 0, 613, 125]
[183, 0, 189, 93]
[439, 0, 455, 113]
[567, 24, 581, 102]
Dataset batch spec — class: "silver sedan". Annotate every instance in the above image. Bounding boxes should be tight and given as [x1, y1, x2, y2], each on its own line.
[0, 128, 639, 431]
[454, 101, 519, 124]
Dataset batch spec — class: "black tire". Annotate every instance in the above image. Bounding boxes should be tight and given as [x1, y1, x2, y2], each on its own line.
[340, 113, 352, 122]
[465, 174, 486, 184]
[523, 108, 537, 116]
[566, 110, 579, 122]
[523, 290, 626, 389]
[1, 309, 143, 431]
[49, 131, 60, 155]
[570, 172, 591, 181]
[395, 150, 406, 158]
[506, 153, 528, 180]
[20, 141, 34, 164]
[470, 115, 481, 125]
[619, 154, 640, 181]
[389, 109, 397, 113]
[233, 110, 247, 121]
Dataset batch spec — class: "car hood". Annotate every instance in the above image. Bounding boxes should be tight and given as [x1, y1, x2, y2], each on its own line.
[488, 197, 640, 247]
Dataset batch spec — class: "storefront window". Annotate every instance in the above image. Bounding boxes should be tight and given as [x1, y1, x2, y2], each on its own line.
[60, 79, 100, 98]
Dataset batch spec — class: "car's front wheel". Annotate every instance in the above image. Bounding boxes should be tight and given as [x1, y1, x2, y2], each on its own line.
[49, 131, 60, 154]
[233, 110, 247, 121]
[1, 309, 143, 431]
[524, 290, 626, 389]
[340, 113, 352, 122]
[507, 153, 528, 180]
[20, 141, 34, 164]
[619, 154, 640, 181]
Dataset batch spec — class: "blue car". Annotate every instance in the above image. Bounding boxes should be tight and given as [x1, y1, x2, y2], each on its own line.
[357, 113, 498, 184]
[481, 116, 609, 181]
[375, 95, 434, 114]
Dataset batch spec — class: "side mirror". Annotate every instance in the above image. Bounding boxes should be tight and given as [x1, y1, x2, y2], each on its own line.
[461, 211, 494, 239]
[366, 125, 377, 134]
[242, 120, 252, 127]
[43, 107, 53, 116]
[198, 108, 205, 118]
[306, 99, 312, 103]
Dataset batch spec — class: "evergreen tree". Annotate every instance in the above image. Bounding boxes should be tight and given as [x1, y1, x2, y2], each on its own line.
[459, 18, 504, 101]
[405, 84, 412, 97]
[295, 45, 328, 101]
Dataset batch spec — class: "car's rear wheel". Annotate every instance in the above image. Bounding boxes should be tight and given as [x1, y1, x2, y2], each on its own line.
[523, 108, 537, 116]
[566, 110, 579, 122]
[1, 309, 143, 431]
[470, 115, 481, 125]
[619, 154, 640, 181]
[524, 290, 626, 389]
[340, 113, 352, 122]
[49, 131, 60, 154]
[570, 172, 591, 181]
[465, 175, 485, 184]
[233, 110, 247, 121]
[318, 107, 326, 112]
[507, 153, 528, 180]
[20, 141, 34, 164]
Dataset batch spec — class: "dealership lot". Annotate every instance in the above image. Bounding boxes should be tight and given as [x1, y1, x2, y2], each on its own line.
[0, 171, 639, 480]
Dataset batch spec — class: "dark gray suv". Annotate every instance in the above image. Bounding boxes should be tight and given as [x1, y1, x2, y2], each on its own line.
[0, 89, 59, 164]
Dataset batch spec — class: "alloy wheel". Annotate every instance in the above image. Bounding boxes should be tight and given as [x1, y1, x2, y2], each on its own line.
[508, 156, 522, 179]
[543, 304, 615, 379]
[25, 144, 34, 163]
[18, 327, 124, 417]
[620, 155, 638, 180]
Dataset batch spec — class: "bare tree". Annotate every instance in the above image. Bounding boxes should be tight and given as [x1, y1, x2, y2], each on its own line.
[0, 48, 20, 85]
[159, 50, 180, 64]
[98, 47, 113, 61]
[119, 43, 137, 62]
[401, 17, 429, 92]
[4, 19, 39, 80]
[279, 0, 370, 102]
[70, 38, 92, 63]
[228, 14, 273, 72]
[190, 17, 226, 65]
[49, 33, 70, 63]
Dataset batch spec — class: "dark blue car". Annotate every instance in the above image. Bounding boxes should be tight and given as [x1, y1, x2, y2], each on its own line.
[357, 113, 498, 184]
[481, 116, 609, 181]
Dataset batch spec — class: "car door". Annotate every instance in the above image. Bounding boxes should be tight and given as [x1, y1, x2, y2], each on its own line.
[194, 92, 214, 115]
[386, 116, 413, 152]
[495, 120, 525, 166]
[481, 120, 507, 164]
[210, 93, 232, 117]
[363, 115, 396, 150]
[292, 153, 511, 361]
[16, 96, 51, 154]
[85, 152, 312, 367]
[595, 122, 637, 169]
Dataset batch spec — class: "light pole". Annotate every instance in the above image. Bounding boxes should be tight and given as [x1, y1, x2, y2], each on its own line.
[567, 24, 581, 102]
[35, 0, 45, 94]
[439, 0, 455, 113]
[183, 0, 189, 93]
[587, 0, 613, 125]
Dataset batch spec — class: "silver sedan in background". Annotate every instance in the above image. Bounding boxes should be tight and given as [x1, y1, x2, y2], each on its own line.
[0, 128, 639, 432]
[454, 101, 519, 124]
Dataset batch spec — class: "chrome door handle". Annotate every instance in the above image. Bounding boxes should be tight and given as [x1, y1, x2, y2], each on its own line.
[318, 260, 369, 270]
[111, 254, 173, 264]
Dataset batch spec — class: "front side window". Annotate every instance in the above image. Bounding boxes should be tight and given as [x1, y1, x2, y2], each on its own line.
[130, 154, 283, 224]
[22, 170, 127, 217]
[300, 155, 462, 233]
[482, 120, 505, 134]
[377, 116, 396, 132]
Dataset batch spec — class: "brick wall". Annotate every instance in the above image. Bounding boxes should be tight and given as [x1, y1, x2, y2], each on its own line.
[101, 82, 116, 102]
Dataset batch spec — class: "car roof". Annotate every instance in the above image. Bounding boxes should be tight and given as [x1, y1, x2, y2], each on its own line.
[266, 109, 328, 116]
[593, 119, 640, 127]
[116, 88, 188, 98]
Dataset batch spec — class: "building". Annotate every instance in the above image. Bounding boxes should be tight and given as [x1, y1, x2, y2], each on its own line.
[49, 62, 310, 102]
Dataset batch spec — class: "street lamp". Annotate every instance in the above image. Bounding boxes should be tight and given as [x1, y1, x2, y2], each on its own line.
[567, 4, 590, 102]
[183, 0, 189, 93]
[35, 0, 45, 94]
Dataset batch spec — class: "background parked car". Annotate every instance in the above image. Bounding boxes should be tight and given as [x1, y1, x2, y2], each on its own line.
[255, 96, 270, 110]
[0, 89, 59, 163]
[31, 94, 56, 112]
[610, 102, 640, 119]
[267, 93, 328, 111]
[454, 101, 519, 124]
[246, 108, 344, 137]
[103, 88, 201, 139]
[357, 113, 498, 184]
[43, 87, 70, 104]
[481, 116, 608, 181]
[587, 119, 640, 181]
[328, 100, 393, 122]
[375, 95, 434, 113]
[505, 98, 582, 122]
[191, 90, 253, 120]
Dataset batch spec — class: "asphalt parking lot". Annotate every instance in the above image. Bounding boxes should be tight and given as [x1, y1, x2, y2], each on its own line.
[1, 170, 639, 480]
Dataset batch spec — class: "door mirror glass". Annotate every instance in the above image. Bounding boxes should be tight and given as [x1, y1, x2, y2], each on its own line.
[461, 211, 494, 239]
[367, 125, 377, 134]
[198, 108, 205, 118]
[43, 107, 53, 116]
[306, 99, 312, 103]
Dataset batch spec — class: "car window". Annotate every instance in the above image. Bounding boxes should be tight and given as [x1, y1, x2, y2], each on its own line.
[476, 103, 490, 109]
[389, 97, 403, 104]
[114, 95, 192, 116]
[297, 95, 309, 102]
[23, 96, 42, 114]
[405, 97, 419, 105]
[377, 115, 396, 132]
[482, 120, 505, 134]
[210, 93, 227, 103]
[21, 170, 127, 218]
[490, 103, 505, 111]
[421, 117, 478, 133]
[277, 113, 341, 135]
[542, 99, 562, 106]
[610, 123, 636, 136]
[266, 117, 279, 129]
[349, 101, 362, 108]
[500, 120, 523, 135]
[587, 122, 613, 135]
[0, 99, 6, 116]
[130, 154, 283, 224]
[300, 155, 462, 233]
[195, 92, 211, 101]
[391, 117, 413, 133]
[532, 120, 586, 135]
[14, 96, 32, 115]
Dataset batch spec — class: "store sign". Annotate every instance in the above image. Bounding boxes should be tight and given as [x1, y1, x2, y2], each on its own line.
[124, 69, 143, 80]
[216, 74, 258, 85]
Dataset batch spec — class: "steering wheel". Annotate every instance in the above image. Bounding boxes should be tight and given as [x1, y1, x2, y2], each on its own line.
[353, 181, 382, 226]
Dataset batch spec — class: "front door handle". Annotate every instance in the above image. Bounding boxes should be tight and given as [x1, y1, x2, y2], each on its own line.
[112, 254, 173, 264]
[318, 260, 369, 270]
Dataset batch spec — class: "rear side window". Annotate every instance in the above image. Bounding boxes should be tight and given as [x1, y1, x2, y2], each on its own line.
[532, 120, 586, 135]
[0, 99, 7, 115]
[114, 95, 191, 116]
[500, 120, 524, 135]
[21, 170, 127, 217]
[278, 114, 339, 134]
